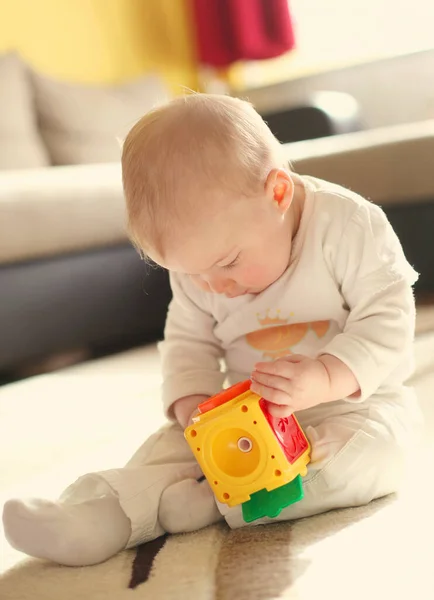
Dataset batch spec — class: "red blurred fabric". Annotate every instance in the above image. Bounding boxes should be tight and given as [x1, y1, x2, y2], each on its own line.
[191, 0, 295, 67]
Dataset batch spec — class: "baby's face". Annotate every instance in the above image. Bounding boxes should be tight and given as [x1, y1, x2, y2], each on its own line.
[154, 183, 301, 298]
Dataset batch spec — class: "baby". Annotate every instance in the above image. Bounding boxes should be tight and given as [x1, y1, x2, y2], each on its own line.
[3, 94, 422, 566]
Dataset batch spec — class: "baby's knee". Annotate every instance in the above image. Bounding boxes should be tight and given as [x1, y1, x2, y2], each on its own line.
[159, 479, 221, 534]
[314, 429, 406, 506]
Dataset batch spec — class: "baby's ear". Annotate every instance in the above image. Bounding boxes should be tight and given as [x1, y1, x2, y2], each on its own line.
[265, 169, 294, 214]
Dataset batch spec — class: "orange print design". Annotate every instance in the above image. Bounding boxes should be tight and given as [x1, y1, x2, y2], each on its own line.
[246, 310, 330, 359]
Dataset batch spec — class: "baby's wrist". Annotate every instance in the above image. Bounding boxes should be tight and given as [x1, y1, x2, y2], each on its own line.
[317, 354, 360, 402]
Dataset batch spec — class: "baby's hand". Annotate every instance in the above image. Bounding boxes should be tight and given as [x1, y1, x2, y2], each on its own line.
[250, 355, 331, 417]
[173, 394, 209, 429]
[187, 408, 200, 426]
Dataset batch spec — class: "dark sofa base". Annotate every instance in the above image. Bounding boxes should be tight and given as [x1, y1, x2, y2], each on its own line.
[383, 200, 434, 292]
[0, 244, 172, 372]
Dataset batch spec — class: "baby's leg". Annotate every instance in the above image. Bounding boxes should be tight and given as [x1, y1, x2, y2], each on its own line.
[221, 412, 407, 529]
[159, 477, 221, 534]
[3, 424, 221, 566]
[3, 476, 131, 567]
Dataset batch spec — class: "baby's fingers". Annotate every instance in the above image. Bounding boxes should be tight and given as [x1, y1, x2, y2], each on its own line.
[250, 380, 292, 407]
[251, 371, 292, 396]
[267, 402, 294, 418]
[254, 360, 296, 378]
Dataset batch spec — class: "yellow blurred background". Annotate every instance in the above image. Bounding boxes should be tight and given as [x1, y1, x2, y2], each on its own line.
[0, 0, 198, 91]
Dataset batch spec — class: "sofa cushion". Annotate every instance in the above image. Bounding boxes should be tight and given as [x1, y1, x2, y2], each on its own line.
[0, 54, 50, 170]
[0, 162, 125, 263]
[1, 120, 434, 265]
[291, 119, 434, 205]
[32, 72, 170, 165]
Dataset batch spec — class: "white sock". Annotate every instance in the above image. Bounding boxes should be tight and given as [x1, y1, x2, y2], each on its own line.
[2, 493, 131, 566]
[159, 478, 222, 534]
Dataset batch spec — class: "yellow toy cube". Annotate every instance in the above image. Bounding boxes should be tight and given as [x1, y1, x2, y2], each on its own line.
[185, 380, 310, 508]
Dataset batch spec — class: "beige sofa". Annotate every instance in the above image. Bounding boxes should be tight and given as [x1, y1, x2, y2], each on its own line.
[0, 53, 175, 372]
[3, 117, 434, 265]
[0, 160, 173, 373]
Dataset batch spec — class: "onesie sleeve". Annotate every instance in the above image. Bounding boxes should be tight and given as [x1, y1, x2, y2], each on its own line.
[159, 272, 225, 418]
[320, 201, 418, 401]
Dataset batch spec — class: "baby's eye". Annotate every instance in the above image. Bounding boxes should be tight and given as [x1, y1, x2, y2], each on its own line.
[222, 253, 240, 270]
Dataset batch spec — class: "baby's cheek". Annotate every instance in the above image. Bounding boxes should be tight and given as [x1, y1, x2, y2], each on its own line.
[240, 263, 272, 286]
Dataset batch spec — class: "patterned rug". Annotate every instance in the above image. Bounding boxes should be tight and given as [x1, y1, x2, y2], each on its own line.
[0, 486, 432, 600]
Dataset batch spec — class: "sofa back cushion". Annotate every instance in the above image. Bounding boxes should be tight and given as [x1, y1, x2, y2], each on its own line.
[32, 72, 170, 165]
[0, 54, 50, 170]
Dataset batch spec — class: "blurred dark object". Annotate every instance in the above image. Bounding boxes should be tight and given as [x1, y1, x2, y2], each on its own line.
[384, 202, 434, 294]
[191, 0, 295, 67]
[261, 92, 362, 143]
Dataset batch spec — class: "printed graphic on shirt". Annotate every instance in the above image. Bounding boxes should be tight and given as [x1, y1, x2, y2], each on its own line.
[246, 310, 330, 359]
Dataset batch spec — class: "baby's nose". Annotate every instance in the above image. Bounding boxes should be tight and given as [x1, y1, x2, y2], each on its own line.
[208, 277, 232, 295]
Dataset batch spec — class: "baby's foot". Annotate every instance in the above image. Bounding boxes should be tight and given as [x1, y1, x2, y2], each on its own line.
[2, 494, 131, 566]
[159, 478, 222, 534]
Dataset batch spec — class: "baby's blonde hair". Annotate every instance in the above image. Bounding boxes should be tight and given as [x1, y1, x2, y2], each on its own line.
[122, 93, 284, 258]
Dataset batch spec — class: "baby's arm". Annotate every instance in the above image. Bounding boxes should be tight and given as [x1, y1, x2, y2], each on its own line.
[159, 273, 225, 426]
[253, 202, 417, 413]
[318, 354, 360, 399]
[321, 201, 418, 401]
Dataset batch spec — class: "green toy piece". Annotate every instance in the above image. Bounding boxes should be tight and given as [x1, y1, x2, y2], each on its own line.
[241, 475, 304, 523]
